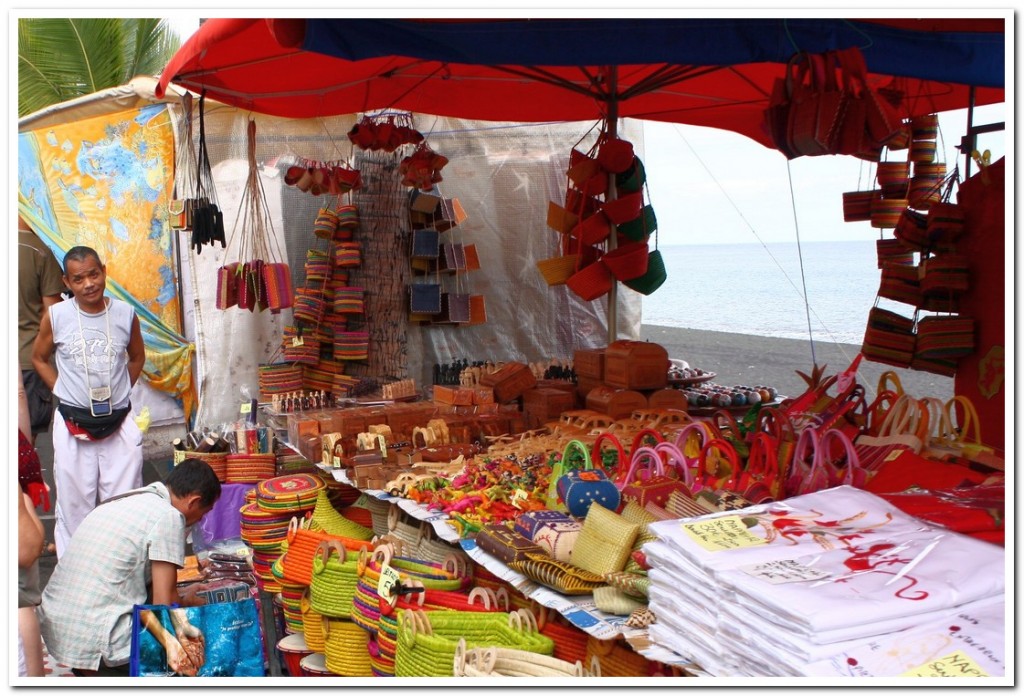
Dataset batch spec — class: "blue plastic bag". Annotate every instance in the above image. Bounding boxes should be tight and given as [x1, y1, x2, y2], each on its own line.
[129, 597, 264, 677]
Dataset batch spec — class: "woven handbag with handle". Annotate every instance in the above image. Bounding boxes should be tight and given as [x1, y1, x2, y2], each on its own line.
[453, 639, 597, 677]
[395, 609, 553, 678]
[549, 439, 621, 517]
[618, 445, 690, 509]
[309, 540, 361, 618]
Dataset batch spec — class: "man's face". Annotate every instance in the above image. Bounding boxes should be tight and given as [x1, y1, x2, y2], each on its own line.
[63, 256, 107, 305]
[184, 502, 215, 528]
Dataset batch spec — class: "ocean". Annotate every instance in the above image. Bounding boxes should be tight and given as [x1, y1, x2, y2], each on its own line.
[641, 240, 882, 345]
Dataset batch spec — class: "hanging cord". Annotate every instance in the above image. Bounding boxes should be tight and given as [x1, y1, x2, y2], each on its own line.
[675, 125, 870, 379]
[785, 159, 817, 366]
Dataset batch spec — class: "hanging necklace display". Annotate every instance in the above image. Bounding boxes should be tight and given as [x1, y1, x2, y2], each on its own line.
[189, 90, 227, 254]
[75, 297, 115, 417]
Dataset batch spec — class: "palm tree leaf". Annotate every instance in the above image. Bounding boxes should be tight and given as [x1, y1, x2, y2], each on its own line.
[19, 17, 181, 117]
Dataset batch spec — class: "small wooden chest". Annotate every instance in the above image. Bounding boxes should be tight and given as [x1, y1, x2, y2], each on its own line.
[585, 385, 648, 420]
[522, 387, 577, 430]
[573, 347, 606, 380]
[645, 387, 689, 412]
[603, 340, 668, 390]
[478, 362, 537, 403]
[575, 374, 603, 403]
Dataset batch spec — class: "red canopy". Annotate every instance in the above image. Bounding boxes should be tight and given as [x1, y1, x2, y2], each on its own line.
[156, 18, 1005, 148]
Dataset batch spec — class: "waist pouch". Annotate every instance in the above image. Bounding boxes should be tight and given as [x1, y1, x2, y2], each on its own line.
[58, 402, 131, 441]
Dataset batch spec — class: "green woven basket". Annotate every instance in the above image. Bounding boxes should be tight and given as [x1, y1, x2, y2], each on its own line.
[395, 609, 554, 678]
[623, 249, 667, 295]
[308, 490, 375, 541]
[309, 541, 360, 618]
[617, 204, 657, 242]
[615, 157, 647, 194]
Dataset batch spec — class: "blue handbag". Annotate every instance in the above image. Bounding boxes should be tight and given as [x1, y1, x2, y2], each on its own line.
[513, 509, 575, 540]
[547, 439, 622, 518]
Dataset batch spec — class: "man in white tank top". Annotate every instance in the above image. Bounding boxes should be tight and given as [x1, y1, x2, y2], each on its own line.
[31, 246, 146, 559]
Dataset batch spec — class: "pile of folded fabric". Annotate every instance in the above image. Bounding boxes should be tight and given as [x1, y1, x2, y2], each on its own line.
[644, 485, 1005, 678]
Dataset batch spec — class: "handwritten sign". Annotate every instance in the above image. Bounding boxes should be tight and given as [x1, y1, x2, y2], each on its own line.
[740, 559, 831, 584]
[377, 563, 402, 603]
[682, 516, 766, 552]
[902, 651, 989, 678]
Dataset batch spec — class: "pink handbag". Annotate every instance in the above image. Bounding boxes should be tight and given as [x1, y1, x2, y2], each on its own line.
[673, 421, 719, 493]
[786, 427, 828, 497]
[818, 428, 868, 488]
[653, 441, 696, 493]
[618, 445, 690, 509]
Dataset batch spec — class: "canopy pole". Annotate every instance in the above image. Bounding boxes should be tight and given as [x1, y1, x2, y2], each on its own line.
[606, 67, 619, 344]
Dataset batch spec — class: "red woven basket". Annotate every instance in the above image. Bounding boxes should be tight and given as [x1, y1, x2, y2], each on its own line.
[566, 259, 613, 301]
[600, 241, 650, 282]
[600, 192, 643, 224]
[571, 212, 612, 246]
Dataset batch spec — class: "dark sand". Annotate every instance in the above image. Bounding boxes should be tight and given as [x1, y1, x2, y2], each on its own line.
[640, 324, 955, 402]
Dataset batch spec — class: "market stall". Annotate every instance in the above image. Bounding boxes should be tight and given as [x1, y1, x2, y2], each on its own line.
[18, 16, 1008, 682]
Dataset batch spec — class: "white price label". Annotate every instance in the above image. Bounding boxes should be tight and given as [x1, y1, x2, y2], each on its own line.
[377, 563, 402, 602]
[740, 559, 832, 584]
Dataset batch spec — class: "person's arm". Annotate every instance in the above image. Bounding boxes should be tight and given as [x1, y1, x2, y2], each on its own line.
[17, 369, 31, 440]
[31, 309, 58, 392]
[151, 560, 207, 607]
[126, 315, 145, 387]
[139, 610, 200, 676]
[18, 489, 44, 568]
[42, 293, 63, 310]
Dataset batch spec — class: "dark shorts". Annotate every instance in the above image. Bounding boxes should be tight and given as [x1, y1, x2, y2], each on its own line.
[21, 370, 54, 434]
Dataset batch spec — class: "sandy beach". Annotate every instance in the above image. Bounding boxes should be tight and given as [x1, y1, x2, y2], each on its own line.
[640, 324, 955, 403]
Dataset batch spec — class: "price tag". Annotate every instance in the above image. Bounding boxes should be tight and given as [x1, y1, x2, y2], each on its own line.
[332, 456, 341, 468]
[291, 336, 304, 347]
[377, 563, 402, 605]
[240, 402, 252, 414]
[377, 434, 388, 456]
[510, 489, 528, 509]
[682, 515, 766, 552]
[884, 448, 906, 463]
[740, 559, 832, 584]
[173, 450, 186, 465]
[902, 651, 989, 678]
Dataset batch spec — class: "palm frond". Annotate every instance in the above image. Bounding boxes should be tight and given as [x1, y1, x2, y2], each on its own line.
[18, 17, 183, 116]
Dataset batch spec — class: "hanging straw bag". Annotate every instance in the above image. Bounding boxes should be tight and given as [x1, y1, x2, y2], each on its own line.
[600, 240, 650, 282]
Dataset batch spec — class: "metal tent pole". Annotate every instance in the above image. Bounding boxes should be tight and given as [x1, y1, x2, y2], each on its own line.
[606, 68, 619, 344]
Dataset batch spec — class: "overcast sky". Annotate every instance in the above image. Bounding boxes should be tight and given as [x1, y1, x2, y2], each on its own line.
[163, 16, 1006, 246]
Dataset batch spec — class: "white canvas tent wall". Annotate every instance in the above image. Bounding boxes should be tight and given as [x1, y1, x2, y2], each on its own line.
[18, 77, 643, 429]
